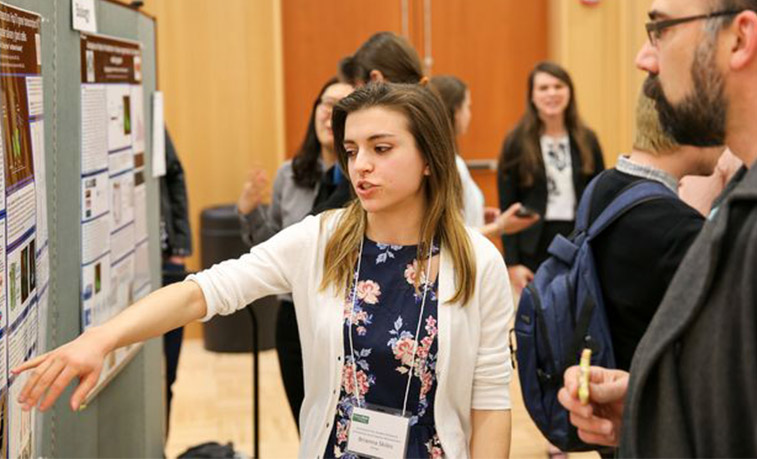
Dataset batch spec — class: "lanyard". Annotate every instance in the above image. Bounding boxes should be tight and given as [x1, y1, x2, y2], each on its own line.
[348, 237, 434, 417]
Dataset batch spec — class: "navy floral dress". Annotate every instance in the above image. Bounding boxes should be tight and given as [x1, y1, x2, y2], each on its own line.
[324, 238, 445, 458]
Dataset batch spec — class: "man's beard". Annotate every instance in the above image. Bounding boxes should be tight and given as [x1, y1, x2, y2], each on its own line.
[643, 40, 727, 147]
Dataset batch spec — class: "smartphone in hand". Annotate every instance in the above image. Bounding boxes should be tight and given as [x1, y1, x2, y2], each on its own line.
[515, 206, 538, 218]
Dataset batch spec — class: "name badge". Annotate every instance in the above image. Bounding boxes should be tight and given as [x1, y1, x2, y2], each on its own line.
[346, 406, 410, 458]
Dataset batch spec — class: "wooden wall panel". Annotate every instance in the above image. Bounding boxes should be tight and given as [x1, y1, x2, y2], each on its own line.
[429, 0, 549, 161]
[140, 0, 285, 274]
[281, 0, 403, 156]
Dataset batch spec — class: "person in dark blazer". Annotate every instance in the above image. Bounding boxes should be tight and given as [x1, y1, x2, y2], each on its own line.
[497, 61, 605, 294]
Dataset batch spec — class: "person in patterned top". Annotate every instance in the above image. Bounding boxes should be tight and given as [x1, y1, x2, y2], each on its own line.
[14, 82, 514, 458]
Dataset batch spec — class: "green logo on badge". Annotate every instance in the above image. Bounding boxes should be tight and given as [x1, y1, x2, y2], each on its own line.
[353, 414, 370, 424]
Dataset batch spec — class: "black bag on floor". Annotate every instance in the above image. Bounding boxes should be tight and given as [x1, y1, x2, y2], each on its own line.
[177, 441, 240, 458]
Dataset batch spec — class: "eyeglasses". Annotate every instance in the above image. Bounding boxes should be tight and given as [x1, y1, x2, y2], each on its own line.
[645, 10, 741, 47]
[316, 98, 338, 118]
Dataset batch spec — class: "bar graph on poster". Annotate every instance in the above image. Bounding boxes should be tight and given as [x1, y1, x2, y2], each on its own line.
[79, 32, 150, 402]
[0, 2, 48, 458]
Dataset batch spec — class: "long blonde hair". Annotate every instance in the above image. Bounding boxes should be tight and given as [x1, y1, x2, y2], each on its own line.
[321, 82, 476, 305]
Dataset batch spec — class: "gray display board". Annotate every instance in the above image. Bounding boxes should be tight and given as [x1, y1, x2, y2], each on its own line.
[3, 0, 163, 456]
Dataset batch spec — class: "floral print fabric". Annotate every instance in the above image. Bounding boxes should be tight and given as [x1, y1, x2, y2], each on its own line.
[325, 238, 444, 458]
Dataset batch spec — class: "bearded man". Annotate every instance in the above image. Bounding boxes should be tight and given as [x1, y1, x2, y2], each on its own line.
[558, 1, 757, 456]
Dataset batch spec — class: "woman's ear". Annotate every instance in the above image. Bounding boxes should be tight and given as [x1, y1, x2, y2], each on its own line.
[369, 70, 385, 82]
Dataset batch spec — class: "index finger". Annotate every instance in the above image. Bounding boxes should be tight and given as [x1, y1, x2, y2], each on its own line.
[588, 372, 628, 404]
[565, 364, 618, 391]
[11, 352, 50, 374]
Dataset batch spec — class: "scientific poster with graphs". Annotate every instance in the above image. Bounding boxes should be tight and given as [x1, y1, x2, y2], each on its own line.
[79, 32, 147, 390]
[0, 3, 45, 458]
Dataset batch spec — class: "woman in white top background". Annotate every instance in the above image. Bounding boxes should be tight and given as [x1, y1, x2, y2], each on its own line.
[497, 61, 605, 295]
[14, 82, 513, 458]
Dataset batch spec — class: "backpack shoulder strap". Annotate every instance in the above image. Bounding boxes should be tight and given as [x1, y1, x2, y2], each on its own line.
[574, 170, 611, 233]
[586, 179, 676, 240]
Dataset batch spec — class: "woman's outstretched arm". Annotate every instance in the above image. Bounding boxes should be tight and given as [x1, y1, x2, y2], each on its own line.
[13, 280, 207, 412]
[13, 212, 321, 414]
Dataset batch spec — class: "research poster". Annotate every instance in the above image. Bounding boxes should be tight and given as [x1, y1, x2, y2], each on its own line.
[79, 32, 147, 387]
[0, 3, 44, 458]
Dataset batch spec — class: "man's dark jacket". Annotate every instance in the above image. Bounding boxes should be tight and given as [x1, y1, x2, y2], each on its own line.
[620, 164, 757, 457]
[160, 130, 192, 258]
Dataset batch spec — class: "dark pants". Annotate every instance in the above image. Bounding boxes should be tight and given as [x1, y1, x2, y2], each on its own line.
[163, 326, 183, 435]
[276, 299, 304, 432]
[162, 262, 187, 436]
[520, 221, 575, 272]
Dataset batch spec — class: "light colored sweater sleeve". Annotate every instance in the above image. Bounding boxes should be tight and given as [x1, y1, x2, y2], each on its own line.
[189, 214, 320, 321]
[471, 241, 514, 410]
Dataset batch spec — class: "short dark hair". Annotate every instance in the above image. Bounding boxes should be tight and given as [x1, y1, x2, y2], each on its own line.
[704, 1, 757, 43]
[338, 32, 423, 85]
[716, 0, 757, 11]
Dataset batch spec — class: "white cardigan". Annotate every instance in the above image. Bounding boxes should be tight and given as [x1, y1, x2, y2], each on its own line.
[188, 210, 514, 458]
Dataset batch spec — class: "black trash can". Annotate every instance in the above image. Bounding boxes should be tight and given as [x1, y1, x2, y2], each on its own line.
[200, 204, 279, 352]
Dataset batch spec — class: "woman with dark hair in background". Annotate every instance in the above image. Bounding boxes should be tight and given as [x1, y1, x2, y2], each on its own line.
[236, 77, 353, 429]
[429, 74, 539, 238]
[498, 61, 604, 295]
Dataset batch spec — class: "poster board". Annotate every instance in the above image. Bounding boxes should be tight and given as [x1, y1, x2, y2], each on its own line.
[0, 0, 164, 457]
[78, 32, 150, 397]
[0, 3, 45, 457]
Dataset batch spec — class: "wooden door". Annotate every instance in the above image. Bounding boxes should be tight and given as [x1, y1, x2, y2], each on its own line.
[281, 1, 404, 157]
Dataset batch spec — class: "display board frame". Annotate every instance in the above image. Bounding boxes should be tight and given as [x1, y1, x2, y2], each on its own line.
[0, 0, 163, 457]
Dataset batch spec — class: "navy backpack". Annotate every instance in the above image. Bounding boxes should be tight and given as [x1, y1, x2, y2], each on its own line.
[512, 173, 675, 451]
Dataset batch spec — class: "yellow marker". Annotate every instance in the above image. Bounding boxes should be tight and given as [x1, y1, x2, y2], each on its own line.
[78, 404, 87, 412]
[578, 348, 591, 405]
